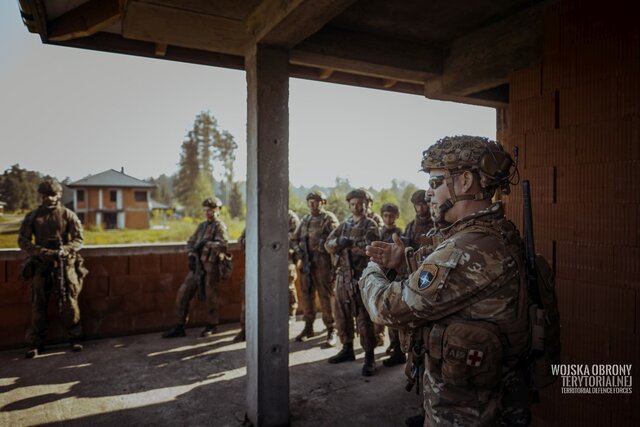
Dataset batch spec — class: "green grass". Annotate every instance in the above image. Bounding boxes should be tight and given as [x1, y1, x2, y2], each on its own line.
[0, 216, 246, 249]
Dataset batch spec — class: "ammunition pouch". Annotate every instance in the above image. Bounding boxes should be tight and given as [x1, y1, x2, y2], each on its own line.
[429, 320, 503, 388]
[217, 252, 234, 280]
[19, 256, 40, 281]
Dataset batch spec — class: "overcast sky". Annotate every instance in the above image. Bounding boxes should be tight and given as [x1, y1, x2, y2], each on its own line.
[0, 2, 496, 190]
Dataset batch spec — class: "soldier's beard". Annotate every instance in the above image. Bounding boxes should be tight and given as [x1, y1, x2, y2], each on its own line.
[430, 203, 451, 230]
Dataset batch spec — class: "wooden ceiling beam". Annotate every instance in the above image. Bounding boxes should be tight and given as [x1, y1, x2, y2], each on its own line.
[122, 0, 248, 56]
[426, 2, 545, 99]
[246, 0, 356, 48]
[291, 28, 442, 84]
[48, 0, 122, 42]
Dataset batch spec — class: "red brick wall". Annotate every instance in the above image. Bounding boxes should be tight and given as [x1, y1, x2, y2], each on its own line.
[0, 243, 247, 349]
[498, 1, 639, 425]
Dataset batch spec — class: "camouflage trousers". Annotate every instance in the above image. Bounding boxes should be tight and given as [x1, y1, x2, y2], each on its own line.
[175, 270, 220, 326]
[299, 256, 335, 329]
[332, 274, 375, 351]
[423, 359, 530, 427]
[288, 262, 298, 317]
[27, 268, 82, 347]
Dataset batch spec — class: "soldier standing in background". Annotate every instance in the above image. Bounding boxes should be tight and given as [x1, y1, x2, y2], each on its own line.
[377, 203, 406, 367]
[18, 179, 88, 358]
[403, 189, 434, 252]
[163, 197, 229, 338]
[293, 191, 339, 346]
[287, 209, 301, 324]
[361, 136, 531, 426]
[325, 189, 380, 376]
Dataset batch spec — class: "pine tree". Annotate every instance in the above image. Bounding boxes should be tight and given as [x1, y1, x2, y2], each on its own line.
[228, 181, 244, 218]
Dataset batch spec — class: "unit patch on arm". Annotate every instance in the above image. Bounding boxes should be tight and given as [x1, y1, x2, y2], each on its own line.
[418, 264, 439, 290]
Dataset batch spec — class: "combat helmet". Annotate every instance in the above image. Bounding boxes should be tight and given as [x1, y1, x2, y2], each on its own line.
[306, 190, 327, 203]
[422, 135, 515, 202]
[38, 179, 62, 195]
[410, 189, 428, 205]
[202, 197, 223, 208]
[345, 189, 367, 202]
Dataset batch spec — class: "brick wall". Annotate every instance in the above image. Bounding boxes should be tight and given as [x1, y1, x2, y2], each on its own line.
[0, 243, 249, 350]
[498, 1, 639, 425]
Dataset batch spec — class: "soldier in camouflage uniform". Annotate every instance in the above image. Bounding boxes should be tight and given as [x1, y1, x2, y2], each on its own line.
[325, 189, 380, 376]
[363, 190, 385, 347]
[404, 189, 435, 252]
[18, 179, 87, 358]
[292, 191, 339, 346]
[361, 136, 531, 426]
[377, 203, 407, 367]
[287, 209, 301, 324]
[163, 197, 229, 338]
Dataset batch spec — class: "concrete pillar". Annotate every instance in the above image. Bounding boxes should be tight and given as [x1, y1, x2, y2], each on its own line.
[245, 44, 290, 427]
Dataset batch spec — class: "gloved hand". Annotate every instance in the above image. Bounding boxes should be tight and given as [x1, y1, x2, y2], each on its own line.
[38, 248, 58, 258]
[188, 254, 197, 272]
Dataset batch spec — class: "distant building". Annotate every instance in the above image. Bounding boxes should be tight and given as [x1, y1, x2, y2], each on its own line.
[67, 169, 155, 229]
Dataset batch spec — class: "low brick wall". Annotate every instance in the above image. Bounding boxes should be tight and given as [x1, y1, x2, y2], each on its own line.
[0, 242, 246, 349]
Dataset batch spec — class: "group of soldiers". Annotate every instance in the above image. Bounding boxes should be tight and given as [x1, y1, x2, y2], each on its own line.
[19, 135, 533, 426]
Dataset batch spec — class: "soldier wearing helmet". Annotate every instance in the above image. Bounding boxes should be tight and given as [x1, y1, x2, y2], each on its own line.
[403, 189, 435, 252]
[360, 136, 530, 426]
[363, 189, 384, 228]
[18, 179, 87, 358]
[163, 197, 229, 339]
[292, 190, 339, 346]
[324, 189, 380, 376]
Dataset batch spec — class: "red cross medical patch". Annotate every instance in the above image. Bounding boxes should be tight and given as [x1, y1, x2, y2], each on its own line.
[466, 349, 484, 367]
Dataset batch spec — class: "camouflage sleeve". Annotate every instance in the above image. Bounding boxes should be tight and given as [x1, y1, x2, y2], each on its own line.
[205, 220, 229, 253]
[361, 233, 517, 324]
[63, 210, 84, 254]
[324, 222, 344, 255]
[358, 262, 422, 326]
[186, 223, 202, 252]
[317, 212, 338, 254]
[351, 219, 380, 256]
[17, 211, 40, 256]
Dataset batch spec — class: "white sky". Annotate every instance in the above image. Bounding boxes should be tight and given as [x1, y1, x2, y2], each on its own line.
[0, 2, 496, 190]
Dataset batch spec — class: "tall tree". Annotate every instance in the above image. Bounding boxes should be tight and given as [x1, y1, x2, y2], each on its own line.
[0, 164, 44, 211]
[173, 111, 237, 216]
[228, 181, 244, 218]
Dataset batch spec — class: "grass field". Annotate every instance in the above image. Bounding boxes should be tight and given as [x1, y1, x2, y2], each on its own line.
[0, 214, 245, 249]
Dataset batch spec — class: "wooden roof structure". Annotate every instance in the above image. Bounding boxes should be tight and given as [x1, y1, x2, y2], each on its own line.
[18, 0, 548, 108]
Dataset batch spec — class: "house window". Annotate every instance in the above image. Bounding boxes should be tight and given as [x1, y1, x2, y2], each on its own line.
[110, 191, 117, 202]
[77, 190, 85, 202]
[134, 191, 147, 202]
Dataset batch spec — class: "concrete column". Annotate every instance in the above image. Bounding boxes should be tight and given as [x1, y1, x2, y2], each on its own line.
[245, 44, 290, 427]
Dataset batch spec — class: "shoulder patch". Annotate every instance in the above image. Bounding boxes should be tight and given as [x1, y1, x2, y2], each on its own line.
[418, 264, 438, 290]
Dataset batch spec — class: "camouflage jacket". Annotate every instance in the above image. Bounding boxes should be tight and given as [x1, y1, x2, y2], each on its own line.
[359, 202, 524, 331]
[380, 225, 403, 244]
[325, 216, 380, 281]
[367, 211, 384, 228]
[18, 204, 84, 259]
[188, 219, 229, 264]
[293, 209, 339, 259]
[403, 215, 434, 251]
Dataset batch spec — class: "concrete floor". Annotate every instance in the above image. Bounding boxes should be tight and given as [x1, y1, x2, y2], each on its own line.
[0, 320, 421, 426]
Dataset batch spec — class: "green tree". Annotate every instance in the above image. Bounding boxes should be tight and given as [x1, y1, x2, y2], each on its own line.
[173, 111, 238, 216]
[148, 174, 174, 206]
[228, 181, 244, 218]
[0, 164, 45, 211]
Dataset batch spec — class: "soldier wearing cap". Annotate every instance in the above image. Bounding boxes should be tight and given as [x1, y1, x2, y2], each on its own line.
[292, 191, 339, 346]
[163, 197, 229, 338]
[361, 136, 531, 426]
[18, 179, 88, 358]
[325, 189, 380, 376]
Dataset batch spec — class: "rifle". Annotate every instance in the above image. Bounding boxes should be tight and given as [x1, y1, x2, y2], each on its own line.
[47, 237, 67, 313]
[300, 235, 313, 293]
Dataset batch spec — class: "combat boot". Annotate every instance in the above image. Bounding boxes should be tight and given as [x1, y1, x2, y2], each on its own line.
[70, 341, 84, 352]
[232, 329, 246, 343]
[162, 324, 186, 338]
[361, 350, 376, 376]
[295, 322, 314, 342]
[25, 345, 44, 359]
[326, 328, 337, 347]
[328, 343, 355, 364]
[200, 324, 217, 337]
[383, 342, 406, 367]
